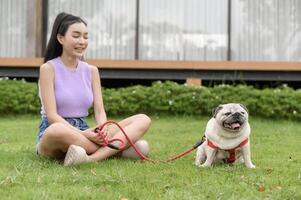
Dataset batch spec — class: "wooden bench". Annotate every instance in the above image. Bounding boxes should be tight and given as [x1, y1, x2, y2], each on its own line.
[1, 57, 301, 70]
[1, 57, 301, 85]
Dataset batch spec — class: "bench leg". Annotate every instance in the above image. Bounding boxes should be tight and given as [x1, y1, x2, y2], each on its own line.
[186, 78, 202, 86]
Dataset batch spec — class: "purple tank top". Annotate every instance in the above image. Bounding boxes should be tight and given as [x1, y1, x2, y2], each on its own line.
[39, 57, 93, 118]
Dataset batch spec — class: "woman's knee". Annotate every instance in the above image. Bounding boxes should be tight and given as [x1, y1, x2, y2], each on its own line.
[37, 123, 71, 156]
[133, 114, 151, 133]
[136, 114, 151, 129]
[42, 122, 70, 142]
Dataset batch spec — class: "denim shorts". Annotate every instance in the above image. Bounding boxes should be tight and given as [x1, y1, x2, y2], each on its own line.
[36, 116, 89, 144]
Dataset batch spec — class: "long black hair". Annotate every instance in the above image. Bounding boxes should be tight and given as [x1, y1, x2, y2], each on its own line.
[44, 12, 87, 63]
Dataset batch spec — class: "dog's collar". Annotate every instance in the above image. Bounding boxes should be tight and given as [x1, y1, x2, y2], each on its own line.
[207, 138, 249, 163]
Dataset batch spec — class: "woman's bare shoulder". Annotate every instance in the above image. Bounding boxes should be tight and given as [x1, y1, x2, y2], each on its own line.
[40, 62, 54, 72]
[88, 64, 98, 71]
[39, 62, 55, 78]
[88, 64, 100, 75]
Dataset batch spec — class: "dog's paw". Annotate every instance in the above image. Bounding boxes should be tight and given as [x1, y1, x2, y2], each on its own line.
[246, 163, 256, 169]
[200, 163, 211, 167]
[194, 159, 201, 166]
[195, 164, 202, 168]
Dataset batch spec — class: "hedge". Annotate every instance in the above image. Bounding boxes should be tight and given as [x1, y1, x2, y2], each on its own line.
[0, 79, 301, 120]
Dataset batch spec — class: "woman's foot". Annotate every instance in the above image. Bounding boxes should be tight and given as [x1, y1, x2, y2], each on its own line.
[64, 145, 90, 166]
[121, 139, 150, 159]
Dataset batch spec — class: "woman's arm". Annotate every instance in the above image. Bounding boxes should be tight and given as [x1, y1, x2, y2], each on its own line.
[39, 63, 82, 133]
[90, 65, 107, 126]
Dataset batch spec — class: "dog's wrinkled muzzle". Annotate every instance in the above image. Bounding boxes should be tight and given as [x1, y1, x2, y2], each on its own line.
[223, 113, 245, 131]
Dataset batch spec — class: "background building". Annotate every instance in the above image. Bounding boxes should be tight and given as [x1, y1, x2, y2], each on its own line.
[0, 0, 301, 86]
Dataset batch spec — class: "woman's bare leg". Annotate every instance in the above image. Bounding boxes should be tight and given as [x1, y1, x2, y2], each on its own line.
[38, 114, 151, 165]
[37, 122, 100, 159]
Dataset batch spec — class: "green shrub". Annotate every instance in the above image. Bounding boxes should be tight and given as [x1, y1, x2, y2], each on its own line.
[1, 79, 301, 120]
[0, 79, 40, 114]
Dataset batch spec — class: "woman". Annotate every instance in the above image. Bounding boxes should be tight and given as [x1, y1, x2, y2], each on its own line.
[37, 12, 151, 166]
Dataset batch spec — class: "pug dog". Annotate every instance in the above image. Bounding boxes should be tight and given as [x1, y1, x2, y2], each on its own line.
[195, 103, 255, 168]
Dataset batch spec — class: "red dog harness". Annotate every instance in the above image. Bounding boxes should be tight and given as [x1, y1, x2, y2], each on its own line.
[207, 138, 249, 163]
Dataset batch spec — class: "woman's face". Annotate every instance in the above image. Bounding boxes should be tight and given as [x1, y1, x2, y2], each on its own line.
[58, 22, 88, 58]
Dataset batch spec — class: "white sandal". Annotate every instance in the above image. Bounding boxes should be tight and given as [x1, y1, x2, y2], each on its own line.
[64, 145, 89, 166]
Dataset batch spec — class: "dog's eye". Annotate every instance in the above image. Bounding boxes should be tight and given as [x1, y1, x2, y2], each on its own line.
[224, 112, 231, 116]
[241, 112, 245, 115]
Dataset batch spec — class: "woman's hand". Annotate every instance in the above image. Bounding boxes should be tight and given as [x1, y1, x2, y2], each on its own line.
[82, 127, 109, 146]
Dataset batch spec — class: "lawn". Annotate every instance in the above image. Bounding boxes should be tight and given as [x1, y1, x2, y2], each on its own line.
[0, 115, 300, 200]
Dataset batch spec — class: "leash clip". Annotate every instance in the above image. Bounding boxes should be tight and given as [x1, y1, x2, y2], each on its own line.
[193, 135, 206, 149]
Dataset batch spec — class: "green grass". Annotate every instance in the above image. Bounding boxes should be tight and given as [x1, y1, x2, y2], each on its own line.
[0, 115, 300, 200]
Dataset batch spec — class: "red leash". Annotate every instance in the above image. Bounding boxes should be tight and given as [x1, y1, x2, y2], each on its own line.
[94, 120, 204, 163]
[166, 140, 204, 162]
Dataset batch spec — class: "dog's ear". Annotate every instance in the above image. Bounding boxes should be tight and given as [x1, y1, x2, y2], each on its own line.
[212, 105, 223, 118]
[239, 103, 249, 114]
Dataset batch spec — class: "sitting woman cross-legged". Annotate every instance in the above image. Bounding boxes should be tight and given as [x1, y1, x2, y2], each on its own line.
[36, 12, 151, 166]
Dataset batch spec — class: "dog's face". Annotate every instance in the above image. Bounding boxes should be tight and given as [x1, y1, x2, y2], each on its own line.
[213, 103, 249, 133]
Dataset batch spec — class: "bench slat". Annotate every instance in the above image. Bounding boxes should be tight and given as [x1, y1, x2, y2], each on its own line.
[0, 57, 301, 71]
